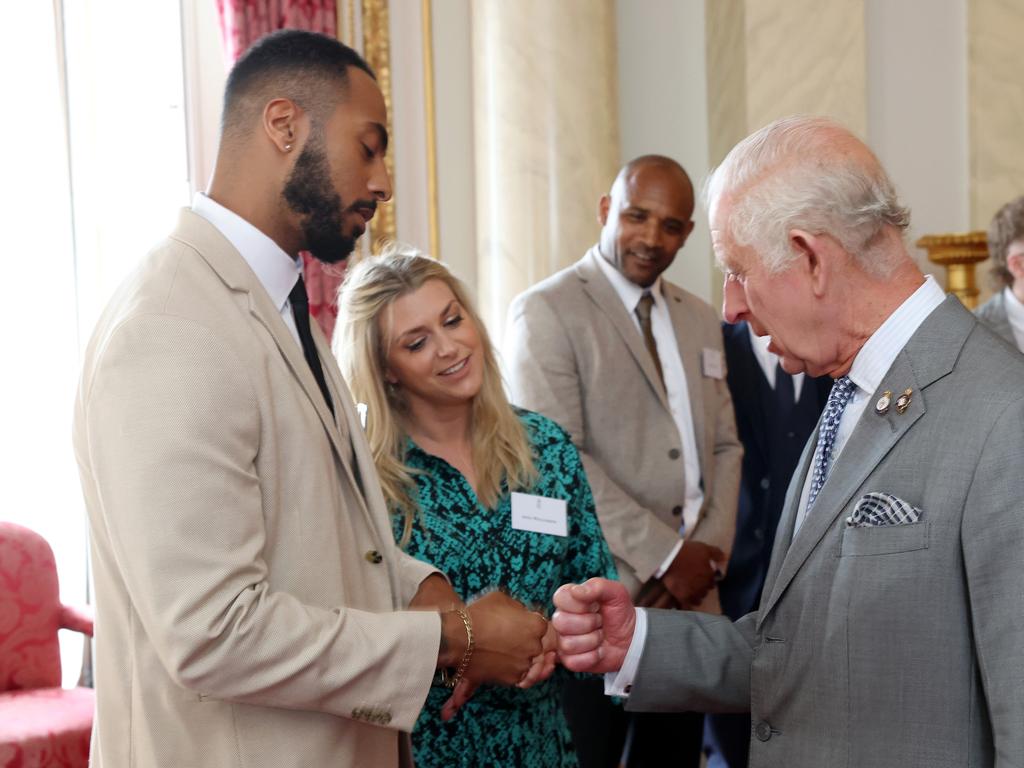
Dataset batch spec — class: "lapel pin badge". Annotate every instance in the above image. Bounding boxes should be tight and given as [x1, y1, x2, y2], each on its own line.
[895, 388, 913, 414]
[875, 390, 892, 415]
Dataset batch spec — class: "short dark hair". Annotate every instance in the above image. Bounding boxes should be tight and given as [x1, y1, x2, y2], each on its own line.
[221, 29, 375, 141]
[987, 195, 1024, 288]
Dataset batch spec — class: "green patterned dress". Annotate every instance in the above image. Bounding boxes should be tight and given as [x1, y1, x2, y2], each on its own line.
[395, 409, 617, 768]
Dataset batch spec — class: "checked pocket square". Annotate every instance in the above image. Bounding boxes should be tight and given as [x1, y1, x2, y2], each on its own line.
[846, 491, 923, 528]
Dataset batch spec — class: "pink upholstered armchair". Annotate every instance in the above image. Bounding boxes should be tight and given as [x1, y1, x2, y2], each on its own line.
[0, 522, 94, 768]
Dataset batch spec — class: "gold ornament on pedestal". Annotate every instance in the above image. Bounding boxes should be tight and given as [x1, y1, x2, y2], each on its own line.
[915, 232, 989, 309]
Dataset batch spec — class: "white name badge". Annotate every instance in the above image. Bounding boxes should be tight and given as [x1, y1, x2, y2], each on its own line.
[511, 492, 568, 537]
[702, 347, 725, 379]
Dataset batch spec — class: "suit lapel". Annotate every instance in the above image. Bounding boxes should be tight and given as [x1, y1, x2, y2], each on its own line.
[665, 283, 706, 469]
[756, 428, 816, 625]
[576, 250, 671, 412]
[757, 295, 973, 624]
[172, 209, 350, 466]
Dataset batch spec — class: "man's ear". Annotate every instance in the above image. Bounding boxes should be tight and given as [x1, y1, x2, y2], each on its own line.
[681, 219, 696, 245]
[1006, 251, 1024, 282]
[263, 98, 302, 154]
[788, 228, 833, 297]
[598, 195, 611, 226]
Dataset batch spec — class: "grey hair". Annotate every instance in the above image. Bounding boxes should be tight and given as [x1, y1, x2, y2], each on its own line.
[703, 115, 910, 277]
[986, 195, 1024, 288]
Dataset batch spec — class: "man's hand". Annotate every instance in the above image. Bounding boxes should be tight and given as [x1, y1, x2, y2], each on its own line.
[551, 578, 635, 674]
[463, 590, 548, 686]
[661, 541, 724, 608]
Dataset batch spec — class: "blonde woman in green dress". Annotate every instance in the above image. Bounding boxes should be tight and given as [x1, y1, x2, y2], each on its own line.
[336, 250, 616, 768]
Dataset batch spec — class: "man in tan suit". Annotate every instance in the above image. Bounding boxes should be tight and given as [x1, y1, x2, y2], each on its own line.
[74, 31, 547, 768]
[505, 156, 742, 768]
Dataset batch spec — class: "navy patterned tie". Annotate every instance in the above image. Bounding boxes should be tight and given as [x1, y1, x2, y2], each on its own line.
[806, 376, 856, 509]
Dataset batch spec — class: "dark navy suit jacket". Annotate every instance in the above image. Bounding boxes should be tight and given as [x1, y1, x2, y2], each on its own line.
[717, 322, 832, 620]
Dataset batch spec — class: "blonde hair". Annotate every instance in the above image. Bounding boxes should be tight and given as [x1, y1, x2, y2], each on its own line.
[335, 247, 537, 545]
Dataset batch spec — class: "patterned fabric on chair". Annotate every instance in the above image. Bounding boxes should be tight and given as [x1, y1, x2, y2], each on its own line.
[0, 522, 94, 768]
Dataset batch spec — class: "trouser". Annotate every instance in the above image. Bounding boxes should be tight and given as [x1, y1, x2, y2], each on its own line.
[562, 676, 703, 768]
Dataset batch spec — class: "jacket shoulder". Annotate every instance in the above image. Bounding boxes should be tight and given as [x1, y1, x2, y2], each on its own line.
[508, 260, 588, 317]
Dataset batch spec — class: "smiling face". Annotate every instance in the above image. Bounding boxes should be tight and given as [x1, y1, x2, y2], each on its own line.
[598, 161, 696, 288]
[283, 67, 392, 264]
[382, 278, 484, 411]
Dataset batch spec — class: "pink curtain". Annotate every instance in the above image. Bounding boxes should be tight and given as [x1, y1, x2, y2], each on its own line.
[216, 0, 345, 342]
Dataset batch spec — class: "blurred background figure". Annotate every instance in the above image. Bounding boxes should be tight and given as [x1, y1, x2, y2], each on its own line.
[976, 194, 1024, 352]
[337, 250, 616, 768]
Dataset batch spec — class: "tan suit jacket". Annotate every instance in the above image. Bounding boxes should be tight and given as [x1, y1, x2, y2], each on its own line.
[73, 210, 440, 768]
[505, 248, 742, 603]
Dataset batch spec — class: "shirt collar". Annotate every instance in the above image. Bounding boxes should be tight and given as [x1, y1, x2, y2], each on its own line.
[591, 244, 663, 313]
[191, 192, 302, 311]
[1002, 285, 1024, 324]
[847, 275, 946, 396]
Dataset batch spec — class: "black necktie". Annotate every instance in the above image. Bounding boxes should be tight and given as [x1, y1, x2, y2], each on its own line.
[289, 275, 334, 416]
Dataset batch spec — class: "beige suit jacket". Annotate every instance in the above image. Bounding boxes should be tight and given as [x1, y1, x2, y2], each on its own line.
[73, 210, 440, 768]
[505, 248, 742, 602]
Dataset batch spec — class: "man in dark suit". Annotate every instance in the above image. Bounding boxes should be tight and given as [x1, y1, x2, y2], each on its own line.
[704, 320, 830, 768]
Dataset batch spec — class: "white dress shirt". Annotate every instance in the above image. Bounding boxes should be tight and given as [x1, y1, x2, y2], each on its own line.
[594, 250, 704, 535]
[1001, 287, 1024, 352]
[747, 324, 805, 402]
[608, 274, 946, 697]
[594, 250, 703, 576]
[191, 193, 304, 348]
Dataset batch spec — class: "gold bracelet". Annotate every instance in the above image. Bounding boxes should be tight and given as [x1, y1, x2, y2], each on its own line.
[440, 607, 474, 689]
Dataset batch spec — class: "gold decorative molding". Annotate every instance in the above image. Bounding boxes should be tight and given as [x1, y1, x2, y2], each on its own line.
[361, 0, 397, 250]
[421, 0, 440, 259]
[915, 231, 989, 309]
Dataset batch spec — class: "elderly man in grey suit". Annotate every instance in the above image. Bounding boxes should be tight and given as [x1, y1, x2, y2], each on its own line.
[976, 194, 1024, 352]
[552, 116, 1024, 768]
[505, 156, 742, 768]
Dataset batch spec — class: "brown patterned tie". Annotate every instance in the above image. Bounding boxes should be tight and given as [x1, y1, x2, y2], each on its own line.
[635, 292, 664, 387]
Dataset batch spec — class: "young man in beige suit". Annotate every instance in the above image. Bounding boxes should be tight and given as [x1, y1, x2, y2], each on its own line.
[505, 156, 742, 768]
[74, 31, 549, 768]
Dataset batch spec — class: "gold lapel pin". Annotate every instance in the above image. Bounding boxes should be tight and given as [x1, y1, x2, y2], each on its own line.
[895, 388, 913, 414]
[875, 390, 892, 415]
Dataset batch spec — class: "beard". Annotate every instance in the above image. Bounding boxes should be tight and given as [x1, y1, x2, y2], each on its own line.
[282, 136, 356, 265]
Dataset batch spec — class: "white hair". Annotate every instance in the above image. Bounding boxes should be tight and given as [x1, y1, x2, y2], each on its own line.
[703, 115, 910, 277]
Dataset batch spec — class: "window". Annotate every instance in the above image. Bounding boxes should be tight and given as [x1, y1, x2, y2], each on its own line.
[1, 0, 191, 685]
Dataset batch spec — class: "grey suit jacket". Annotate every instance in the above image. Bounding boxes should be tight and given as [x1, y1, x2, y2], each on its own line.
[505, 248, 742, 602]
[74, 210, 440, 768]
[975, 290, 1020, 350]
[626, 296, 1024, 768]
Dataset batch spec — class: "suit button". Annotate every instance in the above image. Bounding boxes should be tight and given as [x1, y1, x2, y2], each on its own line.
[760, 476, 770, 490]
[365, 550, 383, 564]
[668, 448, 681, 460]
[671, 505, 682, 516]
[754, 720, 772, 742]
[787, 431, 796, 438]
[753, 528, 764, 540]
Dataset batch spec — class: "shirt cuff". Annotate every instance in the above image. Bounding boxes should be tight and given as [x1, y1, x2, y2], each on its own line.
[653, 539, 683, 579]
[603, 607, 647, 697]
